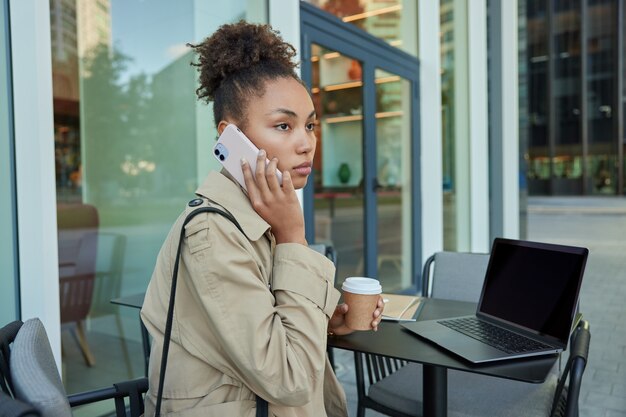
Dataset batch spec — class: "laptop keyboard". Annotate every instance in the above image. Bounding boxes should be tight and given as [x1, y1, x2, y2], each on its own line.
[438, 317, 552, 354]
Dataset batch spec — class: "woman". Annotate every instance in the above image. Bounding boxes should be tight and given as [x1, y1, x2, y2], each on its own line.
[141, 21, 383, 417]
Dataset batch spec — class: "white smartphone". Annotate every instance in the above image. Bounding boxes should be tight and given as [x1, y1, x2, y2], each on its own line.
[213, 124, 283, 191]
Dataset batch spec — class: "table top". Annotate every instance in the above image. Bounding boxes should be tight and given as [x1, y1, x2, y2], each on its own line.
[110, 293, 145, 309]
[328, 298, 558, 384]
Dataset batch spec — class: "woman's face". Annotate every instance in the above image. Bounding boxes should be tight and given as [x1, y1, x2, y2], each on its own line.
[219, 77, 317, 190]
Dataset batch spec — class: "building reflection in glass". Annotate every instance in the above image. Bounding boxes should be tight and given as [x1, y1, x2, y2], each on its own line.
[525, 0, 624, 195]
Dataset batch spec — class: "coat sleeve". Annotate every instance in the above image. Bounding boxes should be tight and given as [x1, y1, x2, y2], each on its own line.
[180, 214, 341, 407]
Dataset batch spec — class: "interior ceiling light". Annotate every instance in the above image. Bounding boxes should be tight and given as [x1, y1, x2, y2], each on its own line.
[342, 4, 402, 23]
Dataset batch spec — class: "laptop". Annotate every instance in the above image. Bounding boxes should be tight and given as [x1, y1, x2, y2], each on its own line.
[401, 238, 588, 363]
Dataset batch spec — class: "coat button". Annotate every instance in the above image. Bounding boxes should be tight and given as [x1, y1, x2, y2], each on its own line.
[188, 198, 203, 207]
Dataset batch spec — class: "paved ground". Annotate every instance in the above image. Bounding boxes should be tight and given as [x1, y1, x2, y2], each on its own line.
[526, 197, 626, 417]
[335, 196, 626, 416]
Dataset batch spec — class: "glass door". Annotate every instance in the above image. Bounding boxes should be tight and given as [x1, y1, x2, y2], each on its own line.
[301, 3, 421, 293]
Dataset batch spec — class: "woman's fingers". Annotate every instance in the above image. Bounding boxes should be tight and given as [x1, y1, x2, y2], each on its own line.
[371, 296, 384, 331]
[241, 158, 262, 204]
[281, 170, 295, 194]
[255, 150, 271, 199]
[265, 157, 281, 192]
[371, 319, 380, 331]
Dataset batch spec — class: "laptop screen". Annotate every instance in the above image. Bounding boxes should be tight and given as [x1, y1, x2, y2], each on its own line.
[477, 238, 588, 344]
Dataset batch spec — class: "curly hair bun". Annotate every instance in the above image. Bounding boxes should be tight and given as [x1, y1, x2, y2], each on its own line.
[189, 21, 298, 102]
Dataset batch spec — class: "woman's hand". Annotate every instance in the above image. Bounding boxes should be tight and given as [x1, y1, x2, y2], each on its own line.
[241, 150, 306, 245]
[328, 296, 385, 336]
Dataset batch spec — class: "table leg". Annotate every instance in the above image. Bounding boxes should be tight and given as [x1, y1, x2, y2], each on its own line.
[423, 364, 447, 417]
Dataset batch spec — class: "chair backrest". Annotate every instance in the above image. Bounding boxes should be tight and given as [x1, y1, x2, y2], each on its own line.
[9, 319, 72, 417]
[1, 319, 148, 417]
[422, 251, 490, 302]
[354, 352, 407, 386]
[309, 243, 338, 285]
[551, 319, 590, 417]
[57, 204, 99, 324]
[308, 243, 337, 266]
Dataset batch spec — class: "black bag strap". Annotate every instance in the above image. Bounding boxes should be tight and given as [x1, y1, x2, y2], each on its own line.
[154, 202, 268, 417]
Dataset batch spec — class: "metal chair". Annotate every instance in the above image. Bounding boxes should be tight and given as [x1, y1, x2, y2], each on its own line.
[353, 352, 410, 416]
[354, 251, 590, 417]
[0, 319, 148, 417]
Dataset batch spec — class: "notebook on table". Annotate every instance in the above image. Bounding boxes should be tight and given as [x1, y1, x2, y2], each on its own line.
[381, 293, 422, 322]
[401, 238, 588, 364]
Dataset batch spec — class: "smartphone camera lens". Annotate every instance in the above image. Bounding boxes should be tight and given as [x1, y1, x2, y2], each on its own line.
[219, 155, 225, 161]
[214, 149, 220, 156]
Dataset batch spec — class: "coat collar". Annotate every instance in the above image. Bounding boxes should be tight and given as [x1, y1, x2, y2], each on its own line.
[195, 170, 270, 241]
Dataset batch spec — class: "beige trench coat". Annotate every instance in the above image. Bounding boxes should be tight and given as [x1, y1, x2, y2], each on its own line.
[141, 171, 348, 417]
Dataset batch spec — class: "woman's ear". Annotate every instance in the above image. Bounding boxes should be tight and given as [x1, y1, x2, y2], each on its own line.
[217, 120, 229, 136]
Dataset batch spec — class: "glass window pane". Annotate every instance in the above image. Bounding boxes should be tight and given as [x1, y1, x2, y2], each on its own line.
[0, 0, 19, 323]
[587, 1, 617, 194]
[526, 0, 550, 193]
[311, 43, 365, 283]
[552, 0, 583, 194]
[304, 0, 418, 57]
[49, 0, 267, 408]
[518, 0, 529, 239]
[440, 0, 470, 251]
[375, 69, 413, 291]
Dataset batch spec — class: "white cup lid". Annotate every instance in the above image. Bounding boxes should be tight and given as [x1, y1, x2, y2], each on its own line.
[341, 277, 382, 295]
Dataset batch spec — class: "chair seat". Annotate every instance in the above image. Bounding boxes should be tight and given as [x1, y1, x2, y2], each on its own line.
[368, 363, 559, 417]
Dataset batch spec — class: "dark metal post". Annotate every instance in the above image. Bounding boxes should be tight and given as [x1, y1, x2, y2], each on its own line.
[488, 0, 504, 241]
[362, 62, 378, 277]
[423, 364, 448, 417]
[411, 78, 422, 293]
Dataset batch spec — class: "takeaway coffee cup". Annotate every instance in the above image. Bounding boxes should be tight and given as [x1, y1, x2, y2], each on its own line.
[341, 277, 382, 331]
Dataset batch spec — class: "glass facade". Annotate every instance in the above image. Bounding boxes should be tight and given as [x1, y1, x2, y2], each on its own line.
[48, 0, 266, 409]
[518, 0, 529, 239]
[525, 0, 625, 195]
[0, 0, 19, 323]
[440, 0, 471, 251]
[310, 0, 480, 254]
[307, 0, 475, 253]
